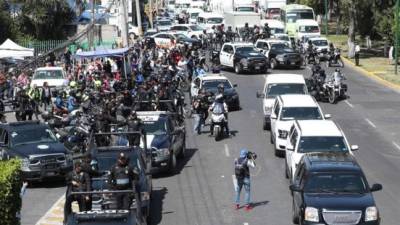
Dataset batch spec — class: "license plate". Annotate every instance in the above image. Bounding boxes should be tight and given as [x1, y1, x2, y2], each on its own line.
[46, 171, 56, 176]
[255, 66, 260, 70]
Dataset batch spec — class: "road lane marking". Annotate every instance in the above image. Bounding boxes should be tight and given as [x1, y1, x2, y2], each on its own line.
[365, 118, 377, 128]
[393, 142, 400, 151]
[344, 100, 354, 108]
[244, 223, 249, 225]
[35, 195, 65, 225]
[232, 175, 238, 191]
[224, 144, 230, 157]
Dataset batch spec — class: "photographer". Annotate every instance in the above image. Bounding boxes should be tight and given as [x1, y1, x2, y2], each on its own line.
[234, 148, 256, 211]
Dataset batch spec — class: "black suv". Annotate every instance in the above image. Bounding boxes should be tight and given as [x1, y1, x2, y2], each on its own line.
[0, 121, 72, 181]
[290, 152, 382, 225]
[137, 111, 185, 174]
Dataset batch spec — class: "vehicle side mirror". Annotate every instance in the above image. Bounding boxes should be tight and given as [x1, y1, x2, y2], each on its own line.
[324, 114, 332, 119]
[286, 145, 294, 151]
[370, 183, 382, 192]
[289, 184, 302, 192]
[350, 145, 359, 151]
[233, 84, 238, 87]
[256, 91, 265, 98]
[270, 114, 277, 120]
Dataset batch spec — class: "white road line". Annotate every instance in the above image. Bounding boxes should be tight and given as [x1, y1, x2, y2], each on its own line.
[344, 100, 354, 108]
[244, 223, 249, 225]
[35, 195, 65, 225]
[393, 142, 400, 151]
[365, 118, 377, 128]
[224, 144, 230, 157]
[232, 175, 238, 191]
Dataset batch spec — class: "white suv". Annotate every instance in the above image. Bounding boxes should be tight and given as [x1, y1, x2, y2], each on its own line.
[285, 120, 359, 181]
[169, 24, 204, 39]
[270, 95, 330, 157]
[256, 74, 308, 130]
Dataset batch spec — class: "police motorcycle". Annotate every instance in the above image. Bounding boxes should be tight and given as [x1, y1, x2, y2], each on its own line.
[209, 94, 227, 141]
[310, 69, 348, 104]
[326, 48, 344, 68]
[174, 66, 190, 92]
[304, 47, 320, 65]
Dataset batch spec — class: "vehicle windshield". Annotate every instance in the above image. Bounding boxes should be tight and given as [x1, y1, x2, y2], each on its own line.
[236, 7, 254, 12]
[271, 43, 290, 50]
[271, 28, 285, 34]
[96, 152, 139, 172]
[299, 25, 319, 33]
[190, 13, 200, 19]
[280, 107, 322, 121]
[11, 127, 58, 146]
[305, 173, 367, 194]
[174, 33, 187, 39]
[158, 20, 171, 26]
[298, 136, 348, 153]
[266, 83, 306, 98]
[286, 10, 314, 23]
[34, 70, 64, 80]
[142, 119, 168, 135]
[236, 46, 256, 53]
[277, 35, 290, 41]
[202, 80, 232, 92]
[312, 40, 328, 46]
[190, 25, 203, 31]
[207, 17, 223, 24]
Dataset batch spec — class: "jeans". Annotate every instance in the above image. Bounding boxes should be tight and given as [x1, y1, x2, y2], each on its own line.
[193, 114, 202, 134]
[235, 177, 251, 205]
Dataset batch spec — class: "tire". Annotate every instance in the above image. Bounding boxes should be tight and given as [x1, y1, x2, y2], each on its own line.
[263, 119, 269, 130]
[285, 162, 289, 179]
[274, 145, 282, 157]
[234, 63, 242, 74]
[328, 89, 336, 104]
[270, 59, 277, 70]
[168, 153, 177, 174]
[292, 199, 299, 224]
[339, 59, 344, 68]
[270, 132, 274, 144]
[214, 126, 221, 141]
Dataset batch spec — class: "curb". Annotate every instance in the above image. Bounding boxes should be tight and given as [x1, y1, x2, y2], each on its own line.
[341, 57, 400, 91]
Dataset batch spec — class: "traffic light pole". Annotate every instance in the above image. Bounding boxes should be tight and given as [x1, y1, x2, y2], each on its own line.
[395, 0, 399, 74]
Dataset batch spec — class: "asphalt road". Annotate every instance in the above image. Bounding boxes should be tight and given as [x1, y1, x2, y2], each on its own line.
[22, 60, 400, 225]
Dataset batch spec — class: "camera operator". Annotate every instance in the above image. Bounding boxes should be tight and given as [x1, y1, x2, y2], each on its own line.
[234, 148, 256, 211]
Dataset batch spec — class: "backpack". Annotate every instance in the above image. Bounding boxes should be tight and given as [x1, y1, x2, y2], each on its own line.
[234, 158, 247, 179]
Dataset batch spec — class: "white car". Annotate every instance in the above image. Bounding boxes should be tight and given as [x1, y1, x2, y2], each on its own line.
[170, 24, 204, 39]
[155, 18, 173, 32]
[197, 12, 224, 31]
[31, 67, 67, 88]
[256, 74, 308, 130]
[270, 94, 330, 157]
[285, 120, 359, 181]
[187, 8, 204, 24]
[295, 19, 320, 41]
[308, 37, 329, 59]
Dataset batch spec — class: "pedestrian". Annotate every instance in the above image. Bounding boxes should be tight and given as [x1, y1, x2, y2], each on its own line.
[355, 43, 361, 66]
[234, 149, 256, 211]
[192, 97, 202, 134]
[389, 45, 395, 65]
[41, 82, 51, 109]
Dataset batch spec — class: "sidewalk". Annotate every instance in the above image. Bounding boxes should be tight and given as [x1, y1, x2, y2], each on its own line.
[328, 35, 400, 91]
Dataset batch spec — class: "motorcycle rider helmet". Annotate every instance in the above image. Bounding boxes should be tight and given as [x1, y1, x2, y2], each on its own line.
[264, 23, 268, 27]
[217, 83, 225, 92]
[69, 81, 77, 88]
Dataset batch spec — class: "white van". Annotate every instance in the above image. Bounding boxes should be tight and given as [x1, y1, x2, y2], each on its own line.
[261, 19, 285, 35]
[197, 12, 224, 31]
[295, 19, 320, 41]
[187, 8, 204, 24]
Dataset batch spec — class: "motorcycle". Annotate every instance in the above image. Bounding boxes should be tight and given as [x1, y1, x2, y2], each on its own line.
[210, 112, 226, 141]
[326, 48, 344, 68]
[311, 72, 348, 104]
[304, 48, 320, 65]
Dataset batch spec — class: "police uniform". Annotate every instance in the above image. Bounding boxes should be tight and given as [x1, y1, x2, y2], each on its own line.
[108, 157, 139, 209]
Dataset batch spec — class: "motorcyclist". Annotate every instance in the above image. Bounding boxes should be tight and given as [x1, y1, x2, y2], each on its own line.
[263, 23, 271, 39]
[311, 61, 322, 77]
[67, 90, 78, 113]
[209, 94, 229, 136]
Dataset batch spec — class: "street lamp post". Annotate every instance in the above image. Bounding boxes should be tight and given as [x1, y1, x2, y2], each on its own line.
[324, 0, 328, 36]
[395, 0, 399, 74]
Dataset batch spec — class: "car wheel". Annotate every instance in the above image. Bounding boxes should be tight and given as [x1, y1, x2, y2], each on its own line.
[234, 63, 242, 74]
[285, 161, 289, 179]
[270, 59, 277, 70]
[263, 118, 269, 130]
[292, 199, 299, 224]
[270, 132, 274, 144]
[274, 145, 281, 157]
[168, 153, 177, 174]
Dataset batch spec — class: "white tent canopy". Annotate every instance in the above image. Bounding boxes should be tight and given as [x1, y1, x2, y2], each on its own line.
[0, 39, 34, 59]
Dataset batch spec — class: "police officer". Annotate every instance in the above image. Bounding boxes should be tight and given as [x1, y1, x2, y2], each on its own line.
[126, 111, 143, 146]
[64, 162, 91, 223]
[263, 23, 271, 39]
[108, 153, 139, 210]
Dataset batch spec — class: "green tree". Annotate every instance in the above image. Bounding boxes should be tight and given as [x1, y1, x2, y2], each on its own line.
[19, 0, 75, 40]
[0, 1, 16, 43]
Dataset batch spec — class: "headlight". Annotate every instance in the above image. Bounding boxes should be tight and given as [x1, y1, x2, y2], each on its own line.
[276, 55, 284, 61]
[304, 207, 319, 222]
[158, 148, 170, 157]
[240, 59, 248, 66]
[278, 129, 288, 139]
[365, 206, 378, 221]
[21, 158, 30, 171]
